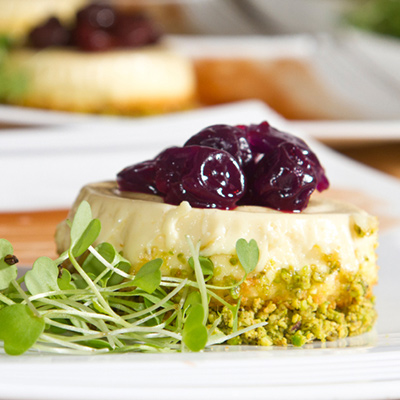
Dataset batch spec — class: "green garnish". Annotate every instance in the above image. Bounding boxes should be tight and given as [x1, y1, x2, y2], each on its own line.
[0, 201, 265, 356]
[188, 256, 214, 281]
[25, 257, 59, 296]
[132, 259, 162, 294]
[182, 304, 208, 352]
[0, 304, 45, 356]
[0, 239, 18, 291]
[0, 35, 28, 102]
[346, 0, 400, 38]
[235, 238, 259, 275]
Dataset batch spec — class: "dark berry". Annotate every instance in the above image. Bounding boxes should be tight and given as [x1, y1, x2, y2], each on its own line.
[154, 146, 193, 195]
[251, 143, 319, 212]
[29, 17, 71, 48]
[156, 146, 245, 209]
[241, 121, 329, 194]
[118, 146, 246, 210]
[117, 121, 328, 213]
[117, 160, 159, 195]
[72, 24, 115, 51]
[28, 3, 162, 52]
[184, 124, 253, 169]
[113, 13, 161, 48]
[76, 4, 116, 29]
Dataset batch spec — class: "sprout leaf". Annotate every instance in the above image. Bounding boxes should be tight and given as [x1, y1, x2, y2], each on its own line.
[0, 304, 44, 355]
[25, 257, 59, 295]
[236, 238, 259, 275]
[0, 239, 17, 291]
[133, 258, 163, 294]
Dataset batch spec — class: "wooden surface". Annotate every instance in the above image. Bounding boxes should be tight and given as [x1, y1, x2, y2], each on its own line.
[335, 142, 400, 179]
[0, 209, 68, 266]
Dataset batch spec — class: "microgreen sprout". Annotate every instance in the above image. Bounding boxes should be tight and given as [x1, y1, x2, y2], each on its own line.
[235, 238, 259, 275]
[0, 202, 266, 356]
[0, 35, 28, 101]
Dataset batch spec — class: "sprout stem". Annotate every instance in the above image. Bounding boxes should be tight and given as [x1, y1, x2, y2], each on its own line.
[88, 245, 133, 284]
[11, 279, 40, 317]
[186, 236, 209, 326]
[68, 250, 130, 328]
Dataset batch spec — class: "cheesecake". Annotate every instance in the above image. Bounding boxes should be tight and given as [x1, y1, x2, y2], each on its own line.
[5, 46, 196, 115]
[0, 0, 87, 42]
[55, 181, 378, 346]
[2, 2, 197, 115]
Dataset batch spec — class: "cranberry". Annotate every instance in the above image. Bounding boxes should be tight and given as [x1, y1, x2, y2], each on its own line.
[117, 121, 328, 212]
[76, 4, 116, 29]
[154, 147, 192, 194]
[113, 13, 161, 48]
[118, 146, 246, 210]
[72, 24, 115, 51]
[117, 160, 159, 195]
[158, 146, 245, 209]
[251, 143, 320, 212]
[29, 17, 71, 48]
[184, 124, 253, 169]
[241, 121, 329, 194]
[28, 3, 162, 51]
[72, 4, 118, 51]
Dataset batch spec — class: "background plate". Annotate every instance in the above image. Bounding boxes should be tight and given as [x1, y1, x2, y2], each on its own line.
[1, 31, 400, 140]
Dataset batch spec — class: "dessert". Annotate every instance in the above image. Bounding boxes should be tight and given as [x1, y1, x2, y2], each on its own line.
[0, 0, 87, 42]
[56, 122, 378, 346]
[2, 2, 196, 115]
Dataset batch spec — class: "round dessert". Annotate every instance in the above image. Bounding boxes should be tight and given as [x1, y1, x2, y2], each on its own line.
[2, 3, 196, 115]
[56, 122, 379, 346]
[0, 0, 86, 42]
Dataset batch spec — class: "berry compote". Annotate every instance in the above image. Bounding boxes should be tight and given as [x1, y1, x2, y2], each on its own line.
[118, 146, 246, 210]
[117, 122, 329, 212]
[28, 3, 162, 51]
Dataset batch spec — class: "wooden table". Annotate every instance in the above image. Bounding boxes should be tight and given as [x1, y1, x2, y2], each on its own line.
[0, 209, 69, 266]
[334, 142, 400, 179]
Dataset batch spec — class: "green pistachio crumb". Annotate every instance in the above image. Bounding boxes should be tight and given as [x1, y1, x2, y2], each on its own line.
[229, 257, 239, 265]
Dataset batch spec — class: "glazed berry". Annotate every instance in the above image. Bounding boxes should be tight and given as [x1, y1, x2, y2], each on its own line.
[117, 160, 159, 195]
[113, 14, 161, 48]
[153, 146, 193, 194]
[241, 121, 329, 194]
[76, 4, 116, 29]
[72, 4, 117, 51]
[251, 143, 320, 212]
[155, 146, 246, 209]
[73, 25, 115, 51]
[29, 3, 161, 51]
[118, 146, 246, 210]
[29, 17, 71, 48]
[117, 121, 328, 212]
[184, 124, 253, 168]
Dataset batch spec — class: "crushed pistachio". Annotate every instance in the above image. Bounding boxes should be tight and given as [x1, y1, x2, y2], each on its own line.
[208, 266, 376, 347]
[209, 292, 376, 347]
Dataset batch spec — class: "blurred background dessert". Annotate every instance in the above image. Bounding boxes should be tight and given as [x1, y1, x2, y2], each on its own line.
[0, 0, 196, 115]
[0, 0, 87, 42]
[1, 0, 400, 120]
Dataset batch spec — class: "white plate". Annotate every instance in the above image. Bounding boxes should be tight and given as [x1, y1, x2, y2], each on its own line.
[1, 100, 400, 399]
